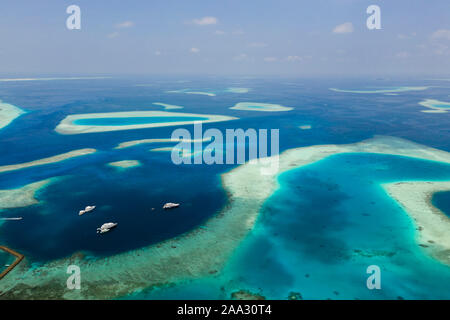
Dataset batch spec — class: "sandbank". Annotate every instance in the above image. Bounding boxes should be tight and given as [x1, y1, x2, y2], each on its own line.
[55, 111, 237, 135]
[0, 101, 26, 130]
[152, 103, 183, 110]
[418, 99, 450, 113]
[330, 86, 429, 94]
[115, 137, 212, 149]
[230, 102, 293, 112]
[225, 88, 250, 93]
[0, 149, 96, 174]
[107, 160, 141, 169]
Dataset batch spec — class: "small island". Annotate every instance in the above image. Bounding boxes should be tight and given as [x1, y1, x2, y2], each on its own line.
[107, 160, 142, 170]
[418, 99, 450, 113]
[55, 111, 237, 135]
[0, 100, 26, 130]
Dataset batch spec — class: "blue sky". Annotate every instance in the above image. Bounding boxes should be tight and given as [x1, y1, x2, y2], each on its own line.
[0, 0, 449, 76]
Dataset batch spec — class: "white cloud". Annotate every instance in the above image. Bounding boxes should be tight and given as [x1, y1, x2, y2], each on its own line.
[107, 32, 119, 39]
[215, 30, 226, 35]
[116, 21, 134, 28]
[429, 30, 450, 55]
[248, 42, 268, 48]
[286, 55, 302, 62]
[264, 57, 277, 62]
[232, 29, 245, 35]
[155, 51, 161, 56]
[190, 47, 200, 53]
[431, 29, 450, 41]
[332, 22, 354, 34]
[192, 16, 218, 26]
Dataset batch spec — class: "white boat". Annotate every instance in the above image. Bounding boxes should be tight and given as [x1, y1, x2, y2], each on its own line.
[79, 205, 96, 216]
[96, 222, 118, 234]
[163, 202, 180, 209]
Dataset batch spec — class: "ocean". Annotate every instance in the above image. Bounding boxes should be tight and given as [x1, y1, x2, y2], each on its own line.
[0, 76, 449, 299]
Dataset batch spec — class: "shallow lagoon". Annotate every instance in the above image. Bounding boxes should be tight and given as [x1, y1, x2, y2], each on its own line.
[122, 152, 450, 300]
[0, 77, 450, 299]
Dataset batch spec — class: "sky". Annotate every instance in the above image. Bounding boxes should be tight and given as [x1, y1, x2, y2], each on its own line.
[0, 0, 449, 76]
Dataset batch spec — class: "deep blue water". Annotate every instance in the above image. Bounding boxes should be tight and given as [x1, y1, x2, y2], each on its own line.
[73, 116, 208, 126]
[433, 191, 450, 218]
[0, 76, 449, 298]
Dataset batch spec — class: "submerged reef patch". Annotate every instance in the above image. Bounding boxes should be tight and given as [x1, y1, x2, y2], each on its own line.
[231, 290, 266, 300]
[0, 149, 96, 174]
[152, 102, 184, 110]
[0, 179, 57, 210]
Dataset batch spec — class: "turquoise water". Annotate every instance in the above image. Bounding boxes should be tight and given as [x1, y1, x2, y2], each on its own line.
[73, 116, 208, 126]
[225, 153, 450, 299]
[1, 77, 450, 299]
[123, 153, 450, 300]
[432, 191, 450, 217]
[431, 103, 450, 109]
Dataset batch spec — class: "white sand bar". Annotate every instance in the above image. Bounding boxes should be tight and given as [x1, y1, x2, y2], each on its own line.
[419, 99, 450, 113]
[330, 86, 429, 94]
[55, 111, 237, 135]
[383, 181, 450, 265]
[225, 88, 250, 93]
[115, 136, 212, 149]
[230, 102, 293, 112]
[107, 160, 141, 169]
[0, 149, 96, 174]
[0, 101, 26, 130]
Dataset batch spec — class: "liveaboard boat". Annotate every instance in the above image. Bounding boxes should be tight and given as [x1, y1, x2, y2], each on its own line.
[163, 202, 180, 209]
[96, 222, 118, 234]
[79, 205, 96, 216]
